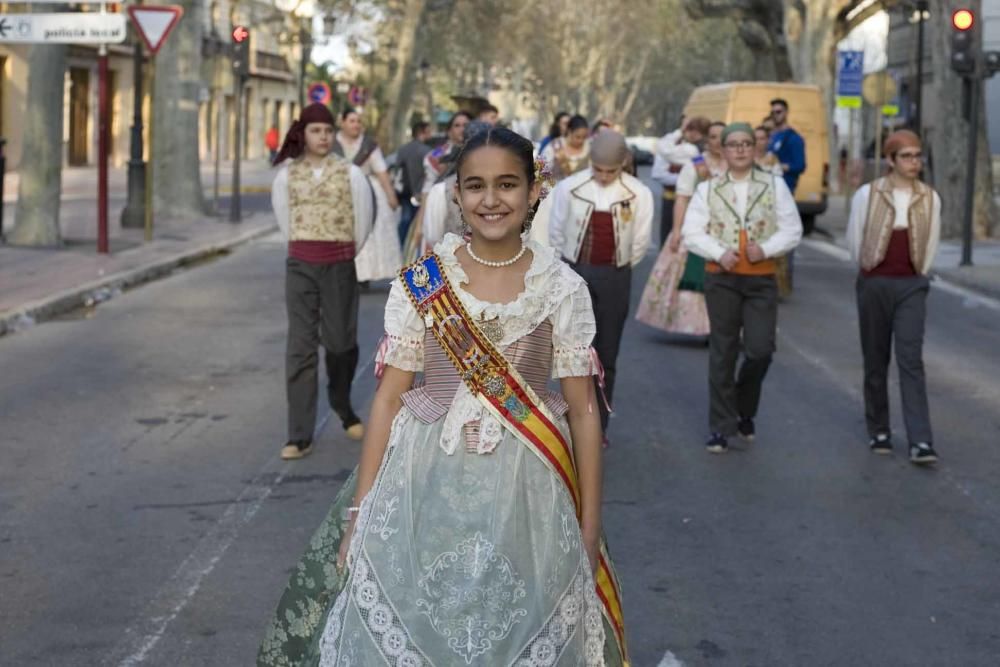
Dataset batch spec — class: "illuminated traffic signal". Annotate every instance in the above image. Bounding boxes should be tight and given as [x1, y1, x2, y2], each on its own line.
[951, 9, 976, 75]
[232, 25, 250, 79]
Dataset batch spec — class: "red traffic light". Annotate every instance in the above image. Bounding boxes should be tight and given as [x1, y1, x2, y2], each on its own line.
[952, 9, 974, 31]
[232, 25, 249, 43]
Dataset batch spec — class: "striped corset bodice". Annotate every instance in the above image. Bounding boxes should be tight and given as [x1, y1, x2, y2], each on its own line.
[401, 319, 570, 452]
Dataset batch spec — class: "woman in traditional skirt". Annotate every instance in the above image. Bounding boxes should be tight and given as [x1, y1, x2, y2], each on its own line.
[540, 114, 591, 182]
[258, 127, 628, 666]
[334, 108, 403, 283]
[635, 121, 726, 339]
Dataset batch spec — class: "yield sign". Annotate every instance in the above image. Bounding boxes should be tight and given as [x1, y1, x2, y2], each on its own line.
[127, 5, 183, 54]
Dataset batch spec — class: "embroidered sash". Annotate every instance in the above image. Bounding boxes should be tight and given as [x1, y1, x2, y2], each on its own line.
[399, 253, 629, 665]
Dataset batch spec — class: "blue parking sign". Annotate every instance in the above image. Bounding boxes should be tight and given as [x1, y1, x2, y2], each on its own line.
[837, 51, 864, 97]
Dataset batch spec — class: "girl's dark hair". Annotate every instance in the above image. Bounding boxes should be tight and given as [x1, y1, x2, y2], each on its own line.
[548, 111, 570, 139]
[567, 114, 589, 133]
[447, 110, 473, 130]
[456, 127, 535, 186]
[341, 107, 358, 121]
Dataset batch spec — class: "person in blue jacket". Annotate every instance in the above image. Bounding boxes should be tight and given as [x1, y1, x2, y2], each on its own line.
[766, 98, 806, 194]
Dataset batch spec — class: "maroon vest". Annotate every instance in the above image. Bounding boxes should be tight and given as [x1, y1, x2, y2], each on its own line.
[863, 229, 917, 277]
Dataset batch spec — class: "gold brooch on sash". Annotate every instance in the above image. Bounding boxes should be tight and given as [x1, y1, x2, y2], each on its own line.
[478, 313, 504, 344]
[411, 264, 430, 288]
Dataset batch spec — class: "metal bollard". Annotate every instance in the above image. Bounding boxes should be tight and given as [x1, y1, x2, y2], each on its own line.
[0, 137, 6, 243]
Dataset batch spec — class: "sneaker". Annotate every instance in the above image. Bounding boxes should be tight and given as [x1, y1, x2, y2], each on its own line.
[345, 423, 365, 441]
[281, 440, 313, 460]
[869, 433, 892, 455]
[737, 417, 755, 441]
[706, 433, 728, 454]
[909, 442, 939, 465]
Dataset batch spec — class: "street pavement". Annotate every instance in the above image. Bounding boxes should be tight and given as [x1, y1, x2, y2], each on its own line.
[3, 196, 1000, 666]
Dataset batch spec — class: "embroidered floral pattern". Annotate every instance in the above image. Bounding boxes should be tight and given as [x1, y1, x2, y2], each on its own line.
[416, 532, 528, 664]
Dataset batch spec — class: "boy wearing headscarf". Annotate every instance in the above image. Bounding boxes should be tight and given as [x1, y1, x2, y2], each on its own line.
[549, 130, 654, 443]
[271, 103, 376, 459]
[846, 129, 941, 465]
[683, 122, 802, 453]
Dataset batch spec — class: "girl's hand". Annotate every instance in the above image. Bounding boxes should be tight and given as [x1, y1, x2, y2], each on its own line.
[337, 518, 356, 572]
[667, 231, 682, 253]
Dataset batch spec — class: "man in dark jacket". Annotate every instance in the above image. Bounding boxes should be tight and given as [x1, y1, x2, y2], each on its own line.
[395, 121, 432, 244]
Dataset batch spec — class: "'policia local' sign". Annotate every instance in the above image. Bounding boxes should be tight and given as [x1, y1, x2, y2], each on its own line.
[0, 13, 127, 44]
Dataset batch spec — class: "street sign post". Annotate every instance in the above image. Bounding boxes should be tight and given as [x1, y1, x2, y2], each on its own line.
[0, 13, 127, 44]
[308, 82, 332, 105]
[837, 50, 864, 209]
[836, 51, 864, 108]
[863, 71, 897, 171]
[127, 5, 183, 241]
[0, 5, 127, 253]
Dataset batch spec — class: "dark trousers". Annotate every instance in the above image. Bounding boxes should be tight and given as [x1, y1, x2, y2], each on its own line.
[703, 272, 778, 435]
[659, 189, 675, 247]
[856, 274, 933, 444]
[285, 258, 361, 442]
[398, 196, 418, 247]
[572, 263, 632, 432]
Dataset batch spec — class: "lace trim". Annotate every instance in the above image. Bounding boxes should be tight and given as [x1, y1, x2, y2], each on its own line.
[439, 384, 505, 455]
[434, 234, 586, 348]
[375, 333, 424, 376]
[552, 345, 594, 379]
[514, 560, 606, 667]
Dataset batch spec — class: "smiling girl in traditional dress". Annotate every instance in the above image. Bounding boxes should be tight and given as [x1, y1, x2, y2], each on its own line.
[258, 127, 629, 666]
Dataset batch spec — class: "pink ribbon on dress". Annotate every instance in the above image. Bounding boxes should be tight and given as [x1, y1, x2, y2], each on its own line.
[588, 347, 613, 415]
[373, 335, 390, 380]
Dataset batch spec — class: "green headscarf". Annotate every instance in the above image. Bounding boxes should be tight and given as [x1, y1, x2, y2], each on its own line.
[721, 122, 755, 144]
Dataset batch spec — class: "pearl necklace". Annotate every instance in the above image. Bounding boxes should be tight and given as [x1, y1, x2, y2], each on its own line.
[465, 241, 526, 268]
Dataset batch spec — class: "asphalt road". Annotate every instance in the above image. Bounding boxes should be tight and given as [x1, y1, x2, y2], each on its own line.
[2, 212, 1000, 665]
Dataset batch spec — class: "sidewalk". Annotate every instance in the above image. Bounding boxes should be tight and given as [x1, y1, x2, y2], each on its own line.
[0, 161, 279, 337]
[814, 194, 1000, 299]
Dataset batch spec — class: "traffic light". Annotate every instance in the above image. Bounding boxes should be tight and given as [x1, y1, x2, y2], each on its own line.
[232, 25, 250, 79]
[951, 9, 976, 75]
[986, 50, 1000, 78]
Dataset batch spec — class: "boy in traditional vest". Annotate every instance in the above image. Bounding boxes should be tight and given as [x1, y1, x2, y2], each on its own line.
[271, 104, 375, 460]
[549, 130, 654, 444]
[682, 122, 802, 453]
[846, 129, 941, 465]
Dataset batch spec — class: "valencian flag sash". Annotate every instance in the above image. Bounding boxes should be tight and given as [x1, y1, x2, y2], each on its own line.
[400, 253, 629, 665]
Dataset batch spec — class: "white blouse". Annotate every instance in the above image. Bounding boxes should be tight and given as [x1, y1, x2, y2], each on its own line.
[379, 233, 597, 379]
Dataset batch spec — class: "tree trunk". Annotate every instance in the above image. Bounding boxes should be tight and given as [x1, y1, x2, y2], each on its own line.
[927, 0, 996, 238]
[378, 0, 427, 149]
[11, 42, 67, 246]
[152, 0, 206, 219]
[783, 0, 853, 198]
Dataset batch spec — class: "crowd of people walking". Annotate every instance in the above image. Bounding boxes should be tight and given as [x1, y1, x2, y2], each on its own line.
[258, 96, 942, 665]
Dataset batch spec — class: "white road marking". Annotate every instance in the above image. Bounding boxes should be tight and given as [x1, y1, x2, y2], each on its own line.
[113, 356, 374, 665]
[657, 650, 687, 666]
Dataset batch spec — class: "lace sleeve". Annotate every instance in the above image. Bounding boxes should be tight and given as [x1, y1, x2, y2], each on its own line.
[551, 280, 597, 378]
[377, 280, 424, 374]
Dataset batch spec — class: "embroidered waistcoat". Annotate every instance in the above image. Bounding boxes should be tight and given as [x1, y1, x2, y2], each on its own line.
[706, 170, 778, 251]
[860, 177, 934, 273]
[287, 156, 355, 243]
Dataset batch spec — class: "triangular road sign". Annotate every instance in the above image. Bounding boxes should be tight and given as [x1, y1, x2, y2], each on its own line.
[127, 5, 183, 55]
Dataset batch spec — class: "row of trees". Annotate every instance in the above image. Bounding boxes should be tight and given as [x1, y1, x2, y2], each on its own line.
[10, 0, 995, 244]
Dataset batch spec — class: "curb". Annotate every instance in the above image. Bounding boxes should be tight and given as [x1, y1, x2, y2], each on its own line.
[0, 219, 278, 337]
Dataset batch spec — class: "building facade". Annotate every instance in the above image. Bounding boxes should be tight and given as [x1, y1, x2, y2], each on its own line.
[0, 1, 307, 172]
